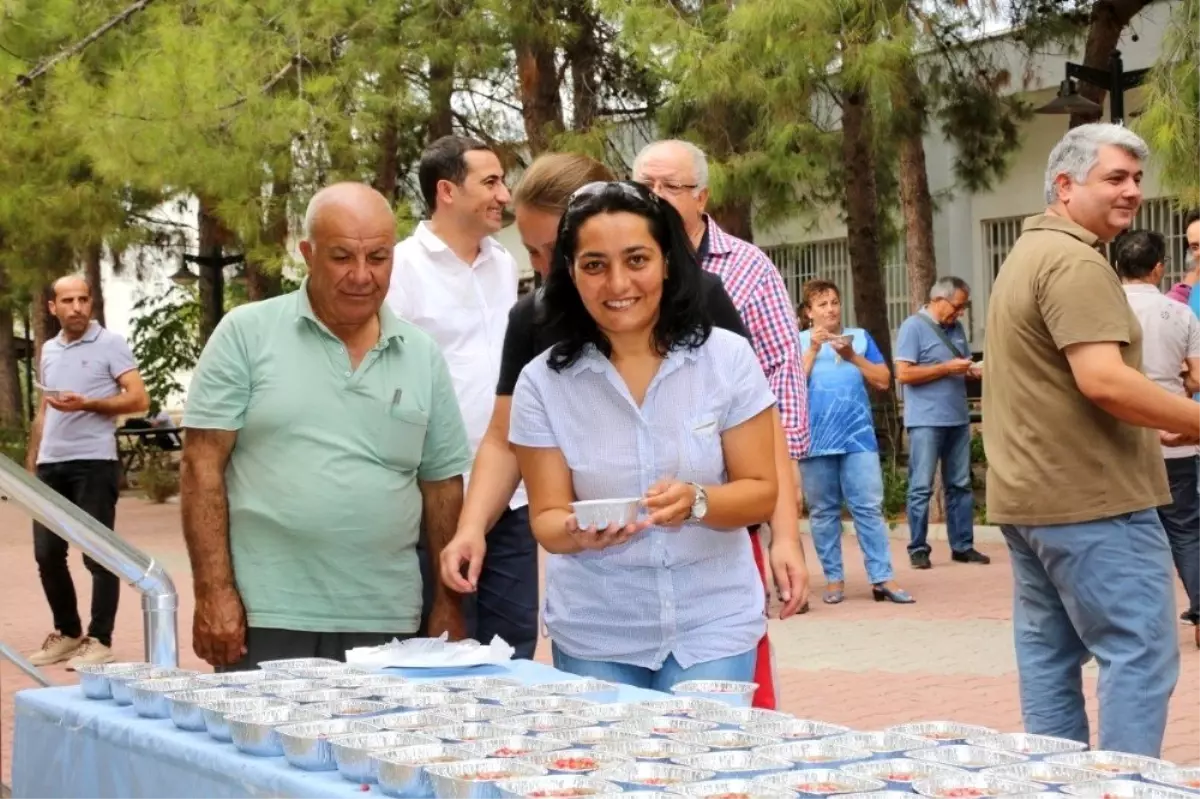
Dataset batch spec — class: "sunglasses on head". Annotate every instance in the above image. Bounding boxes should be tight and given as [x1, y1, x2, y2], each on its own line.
[567, 180, 659, 208]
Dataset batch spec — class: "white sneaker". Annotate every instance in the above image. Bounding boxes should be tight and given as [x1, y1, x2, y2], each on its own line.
[27, 632, 84, 666]
[66, 638, 115, 670]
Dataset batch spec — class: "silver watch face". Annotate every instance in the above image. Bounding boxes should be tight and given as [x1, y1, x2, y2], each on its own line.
[692, 484, 709, 519]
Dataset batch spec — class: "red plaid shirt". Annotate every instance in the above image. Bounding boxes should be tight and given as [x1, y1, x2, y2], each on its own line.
[702, 219, 810, 459]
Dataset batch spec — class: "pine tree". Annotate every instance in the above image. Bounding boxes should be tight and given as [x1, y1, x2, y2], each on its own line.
[1133, 0, 1199, 207]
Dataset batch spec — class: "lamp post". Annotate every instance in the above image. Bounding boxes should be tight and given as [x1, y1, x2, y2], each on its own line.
[170, 247, 245, 342]
[1034, 49, 1150, 125]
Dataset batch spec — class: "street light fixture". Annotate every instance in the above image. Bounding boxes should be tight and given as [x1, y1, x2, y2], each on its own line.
[168, 254, 198, 287]
[1034, 49, 1150, 124]
[170, 251, 245, 286]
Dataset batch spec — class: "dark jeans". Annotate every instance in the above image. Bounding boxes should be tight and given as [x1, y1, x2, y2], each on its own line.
[907, 424, 975, 555]
[222, 628, 414, 670]
[32, 460, 121, 647]
[1160, 456, 1200, 622]
[418, 506, 539, 659]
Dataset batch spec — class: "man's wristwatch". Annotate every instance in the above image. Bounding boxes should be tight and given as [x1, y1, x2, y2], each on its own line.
[687, 482, 709, 521]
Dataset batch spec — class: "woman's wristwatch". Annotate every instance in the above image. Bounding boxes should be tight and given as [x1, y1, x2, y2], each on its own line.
[687, 482, 709, 521]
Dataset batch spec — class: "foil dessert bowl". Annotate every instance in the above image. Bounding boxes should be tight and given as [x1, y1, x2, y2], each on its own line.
[227, 705, 333, 757]
[329, 730, 444, 783]
[425, 758, 549, 799]
[275, 718, 379, 771]
[494, 774, 620, 798]
[373, 743, 476, 797]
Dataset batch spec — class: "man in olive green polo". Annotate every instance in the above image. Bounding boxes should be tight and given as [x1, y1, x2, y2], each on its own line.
[181, 182, 472, 668]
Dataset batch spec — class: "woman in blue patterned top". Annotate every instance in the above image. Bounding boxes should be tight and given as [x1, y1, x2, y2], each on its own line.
[799, 280, 914, 605]
[508, 181, 778, 690]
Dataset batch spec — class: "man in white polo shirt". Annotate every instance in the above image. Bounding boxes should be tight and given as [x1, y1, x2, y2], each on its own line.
[25, 275, 149, 668]
[386, 135, 534, 657]
[1115, 230, 1200, 634]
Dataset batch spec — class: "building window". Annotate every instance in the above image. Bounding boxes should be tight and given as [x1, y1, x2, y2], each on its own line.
[982, 215, 1027, 289]
[1130, 198, 1190, 286]
[762, 237, 909, 338]
[982, 198, 1184, 287]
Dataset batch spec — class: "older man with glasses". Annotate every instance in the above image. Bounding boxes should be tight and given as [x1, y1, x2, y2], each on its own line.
[895, 276, 990, 570]
[633, 139, 810, 711]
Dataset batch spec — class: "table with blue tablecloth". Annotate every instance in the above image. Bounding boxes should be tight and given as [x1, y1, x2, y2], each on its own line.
[11, 659, 665, 799]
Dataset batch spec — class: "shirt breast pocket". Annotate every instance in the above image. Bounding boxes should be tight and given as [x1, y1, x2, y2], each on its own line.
[683, 413, 723, 483]
[377, 405, 429, 472]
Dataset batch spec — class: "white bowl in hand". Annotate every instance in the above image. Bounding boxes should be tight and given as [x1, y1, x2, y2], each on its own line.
[571, 499, 642, 530]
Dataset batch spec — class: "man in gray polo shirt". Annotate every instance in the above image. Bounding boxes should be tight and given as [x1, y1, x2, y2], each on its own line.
[26, 275, 149, 668]
[895, 277, 990, 570]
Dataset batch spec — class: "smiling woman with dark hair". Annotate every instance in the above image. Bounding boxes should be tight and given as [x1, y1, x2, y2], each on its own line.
[540, 182, 712, 371]
[507, 181, 779, 690]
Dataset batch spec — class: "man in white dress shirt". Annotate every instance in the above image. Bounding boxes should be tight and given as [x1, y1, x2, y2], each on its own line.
[387, 135, 536, 657]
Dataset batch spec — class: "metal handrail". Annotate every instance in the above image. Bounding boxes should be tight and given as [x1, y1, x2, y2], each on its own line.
[0, 641, 53, 687]
[0, 457, 178, 667]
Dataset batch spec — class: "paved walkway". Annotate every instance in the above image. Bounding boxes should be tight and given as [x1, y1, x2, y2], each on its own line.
[2, 497, 1197, 785]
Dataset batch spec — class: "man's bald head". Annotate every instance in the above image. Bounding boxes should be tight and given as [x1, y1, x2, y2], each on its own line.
[48, 274, 94, 339]
[51, 274, 90, 301]
[299, 182, 396, 334]
[302, 182, 394, 242]
[632, 139, 710, 241]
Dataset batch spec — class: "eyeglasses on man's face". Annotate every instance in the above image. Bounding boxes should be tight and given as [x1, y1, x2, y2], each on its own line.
[634, 177, 699, 196]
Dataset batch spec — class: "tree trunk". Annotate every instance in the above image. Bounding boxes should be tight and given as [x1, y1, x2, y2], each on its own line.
[84, 240, 106, 327]
[374, 114, 401, 203]
[897, 100, 937, 312]
[196, 199, 227, 344]
[1068, 0, 1153, 128]
[894, 77, 943, 509]
[565, 0, 601, 131]
[709, 201, 754, 243]
[427, 61, 455, 142]
[0, 266, 24, 429]
[31, 279, 59, 365]
[514, 6, 564, 155]
[842, 89, 900, 453]
[246, 176, 288, 302]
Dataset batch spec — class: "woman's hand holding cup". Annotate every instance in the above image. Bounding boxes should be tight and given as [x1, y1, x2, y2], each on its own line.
[565, 513, 646, 551]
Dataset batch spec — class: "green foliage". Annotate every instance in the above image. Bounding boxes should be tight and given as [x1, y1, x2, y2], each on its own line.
[128, 285, 202, 414]
[880, 454, 908, 520]
[970, 430, 986, 466]
[1132, 0, 1200, 208]
[138, 450, 180, 504]
[0, 427, 27, 466]
[933, 77, 1032, 194]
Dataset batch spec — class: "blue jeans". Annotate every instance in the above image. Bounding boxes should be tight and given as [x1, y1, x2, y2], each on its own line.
[1002, 510, 1179, 757]
[551, 643, 757, 693]
[907, 425, 974, 555]
[799, 451, 894, 584]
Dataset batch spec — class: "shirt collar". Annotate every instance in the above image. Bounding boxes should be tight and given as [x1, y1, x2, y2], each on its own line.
[1022, 212, 1102, 248]
[56, 320, 102, 346]
[703, 216, 736, 257]
[919, 306, 956, 330]
[413, 220, 499, 266]
[561, 340, 704, 378]
[1123, 283, 1161, 295]
[294, 278, 406, 344]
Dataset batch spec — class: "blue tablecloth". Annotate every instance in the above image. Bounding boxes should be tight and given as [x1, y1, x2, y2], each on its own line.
[12, 660, 666, 798]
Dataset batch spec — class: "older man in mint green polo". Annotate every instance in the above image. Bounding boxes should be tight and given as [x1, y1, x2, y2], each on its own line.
[180, 182, 472, 668]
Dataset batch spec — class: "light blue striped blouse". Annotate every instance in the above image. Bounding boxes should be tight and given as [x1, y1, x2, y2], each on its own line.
[509, 327, 774, 669]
